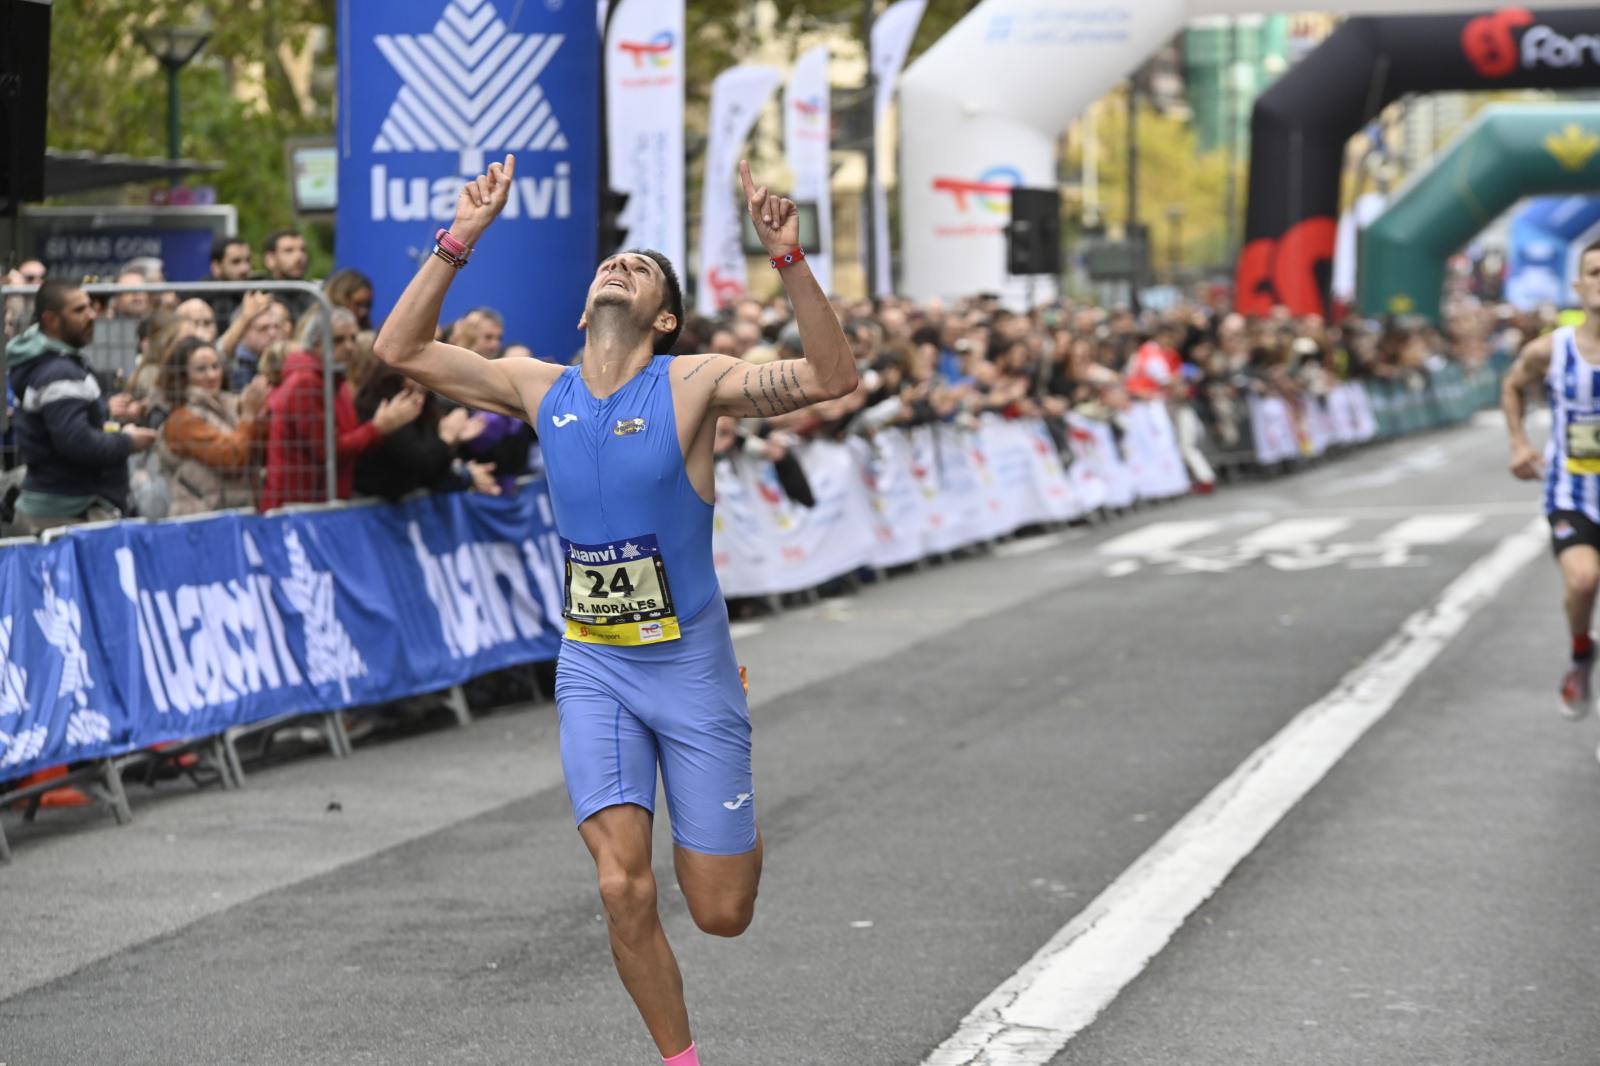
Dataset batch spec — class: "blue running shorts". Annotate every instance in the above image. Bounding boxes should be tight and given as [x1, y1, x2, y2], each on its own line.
[554, 597, 756, 855]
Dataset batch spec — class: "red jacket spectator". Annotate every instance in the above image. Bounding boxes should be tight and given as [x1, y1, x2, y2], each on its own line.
[1126, 337, 1184, 399]
[259, 350, 383, 510]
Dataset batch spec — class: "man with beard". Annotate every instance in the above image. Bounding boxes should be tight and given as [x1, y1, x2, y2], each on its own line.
[6, 279, 156, 533]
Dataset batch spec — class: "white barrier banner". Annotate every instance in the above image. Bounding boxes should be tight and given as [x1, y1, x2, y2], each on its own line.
[1249, 395, 1300, 465]
[1022, 419, 1085, 523]
[711, 457, 769, 597]
[1303, 396, 1333, 458]
[1326, 385, 1361, 444]
[849, 433, 927, 569]
[972, 416, 1082, 533]
[1121, 402, 1191, 500]
[1066, 413, 1136, 510]
[712, 443, 876, 599]
[697, 64, 783, 314]
[785, 46, 833, 295]
[604, 0, 686, 266]
[972, 418, 1031, 538]
[932, 425, 989, 552]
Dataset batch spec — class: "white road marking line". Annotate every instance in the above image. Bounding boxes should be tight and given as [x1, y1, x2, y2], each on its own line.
[1230, 502, 1529, 518]
[920, 518, 1547, 1066]
[1379, 513, 1484, 545]
[1096, 521, 1222, 557]
[1236, 517, 1353, 551]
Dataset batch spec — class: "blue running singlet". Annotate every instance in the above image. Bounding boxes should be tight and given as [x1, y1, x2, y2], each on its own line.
[536, 356, 755, 855]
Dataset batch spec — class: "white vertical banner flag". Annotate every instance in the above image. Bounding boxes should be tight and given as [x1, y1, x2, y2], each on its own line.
[697, 64, 784, 314]
[604, 0, 686, 267]
[784, 46, 834, 295]
[870, 0, 926, 297]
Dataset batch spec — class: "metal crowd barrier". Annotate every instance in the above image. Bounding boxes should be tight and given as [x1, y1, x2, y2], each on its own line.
[1366, 363, 1502, 440]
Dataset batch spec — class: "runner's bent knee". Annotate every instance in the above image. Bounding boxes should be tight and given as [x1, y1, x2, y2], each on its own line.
[686, 894, 756, 938]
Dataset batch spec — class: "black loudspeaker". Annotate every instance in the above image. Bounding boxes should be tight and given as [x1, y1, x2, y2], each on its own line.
[0, 0, 51, 207]
[1006, 187, 1061, 276]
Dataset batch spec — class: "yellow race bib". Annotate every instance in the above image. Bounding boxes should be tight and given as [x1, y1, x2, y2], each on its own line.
[562, 534, 681, 646]
[1568, 419, 1600, 474]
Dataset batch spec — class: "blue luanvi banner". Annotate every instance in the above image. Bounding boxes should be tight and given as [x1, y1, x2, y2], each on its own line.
[0, 489, 565, 784]
[337, 0, 598, 361]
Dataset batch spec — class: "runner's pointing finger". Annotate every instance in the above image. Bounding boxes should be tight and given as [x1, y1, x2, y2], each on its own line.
[739, 159, 757, 201]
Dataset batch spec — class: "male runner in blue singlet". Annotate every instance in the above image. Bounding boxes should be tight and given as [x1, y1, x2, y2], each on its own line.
[374, 156, 856, 1064]
[1504, 239, 1600, 739]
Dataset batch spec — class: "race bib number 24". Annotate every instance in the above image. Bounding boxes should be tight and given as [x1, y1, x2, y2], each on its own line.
[562, 534, 681, 646]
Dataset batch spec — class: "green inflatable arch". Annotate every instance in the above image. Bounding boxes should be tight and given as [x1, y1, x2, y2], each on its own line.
[1359, 103, 1600, 322]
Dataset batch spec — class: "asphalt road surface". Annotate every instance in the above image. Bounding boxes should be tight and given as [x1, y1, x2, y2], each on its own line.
[5, 413, 1599, 1066]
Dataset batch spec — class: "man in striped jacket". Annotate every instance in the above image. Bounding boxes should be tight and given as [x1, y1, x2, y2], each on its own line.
[5, 280, 156, 535]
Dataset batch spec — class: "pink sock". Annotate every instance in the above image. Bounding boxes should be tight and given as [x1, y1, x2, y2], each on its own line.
[662, 1042, 699, 1066]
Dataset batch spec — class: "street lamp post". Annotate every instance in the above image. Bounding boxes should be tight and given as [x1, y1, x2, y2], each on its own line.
[1166, 204, 1186, 281]
[135, 24, 211, 166]
[862, 0, 878, 301]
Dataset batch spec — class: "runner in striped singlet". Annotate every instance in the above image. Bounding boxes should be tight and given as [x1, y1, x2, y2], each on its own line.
[1504, 239, 1600, 733]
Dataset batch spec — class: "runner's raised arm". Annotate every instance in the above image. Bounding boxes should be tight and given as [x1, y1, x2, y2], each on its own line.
[373, 154, 559, 419]
[705, 160, 857, 419]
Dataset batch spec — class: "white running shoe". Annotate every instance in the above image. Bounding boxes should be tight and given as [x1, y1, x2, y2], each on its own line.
[1559, 656, 1594, 721]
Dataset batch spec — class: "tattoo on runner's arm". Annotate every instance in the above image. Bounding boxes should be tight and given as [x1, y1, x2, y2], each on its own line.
[681, 360, 711, 382]
[758, 366, 781, 413]
[729, 362, 821, 417]
[741, 372, 765, 416]
[711, 365, 738, 389]
[785, 361, 812, 406]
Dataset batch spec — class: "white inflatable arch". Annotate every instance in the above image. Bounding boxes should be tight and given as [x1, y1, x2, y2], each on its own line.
[897, 0, 1599, 304]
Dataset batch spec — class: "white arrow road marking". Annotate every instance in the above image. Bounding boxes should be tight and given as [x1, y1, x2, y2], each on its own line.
[1379, 513, 1484, 545]
[1097, 521, 1222, 557]
[1236, 517, 1353, 552]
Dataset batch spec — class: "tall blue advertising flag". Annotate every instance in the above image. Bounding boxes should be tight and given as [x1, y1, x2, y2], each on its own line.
[339, 0, 599, 361]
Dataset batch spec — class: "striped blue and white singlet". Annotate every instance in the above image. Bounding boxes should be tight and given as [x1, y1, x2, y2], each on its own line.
[1544, 325, 1600, 521]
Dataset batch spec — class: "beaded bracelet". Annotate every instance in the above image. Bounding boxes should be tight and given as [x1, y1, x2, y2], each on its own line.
[769, 246, 806, 270]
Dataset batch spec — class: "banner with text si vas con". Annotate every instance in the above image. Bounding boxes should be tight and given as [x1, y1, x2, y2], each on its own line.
[339, 0, 598, 360]
[0, 491, 564, 784]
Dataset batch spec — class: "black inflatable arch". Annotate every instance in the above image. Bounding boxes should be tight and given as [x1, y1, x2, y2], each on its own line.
[1237, 5, 1600, 318]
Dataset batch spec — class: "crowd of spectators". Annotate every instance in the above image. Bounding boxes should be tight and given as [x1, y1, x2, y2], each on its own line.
[1, 236, 1535, 539]
[0, 232, 528, 536]
[682, 289, 1532, 500]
